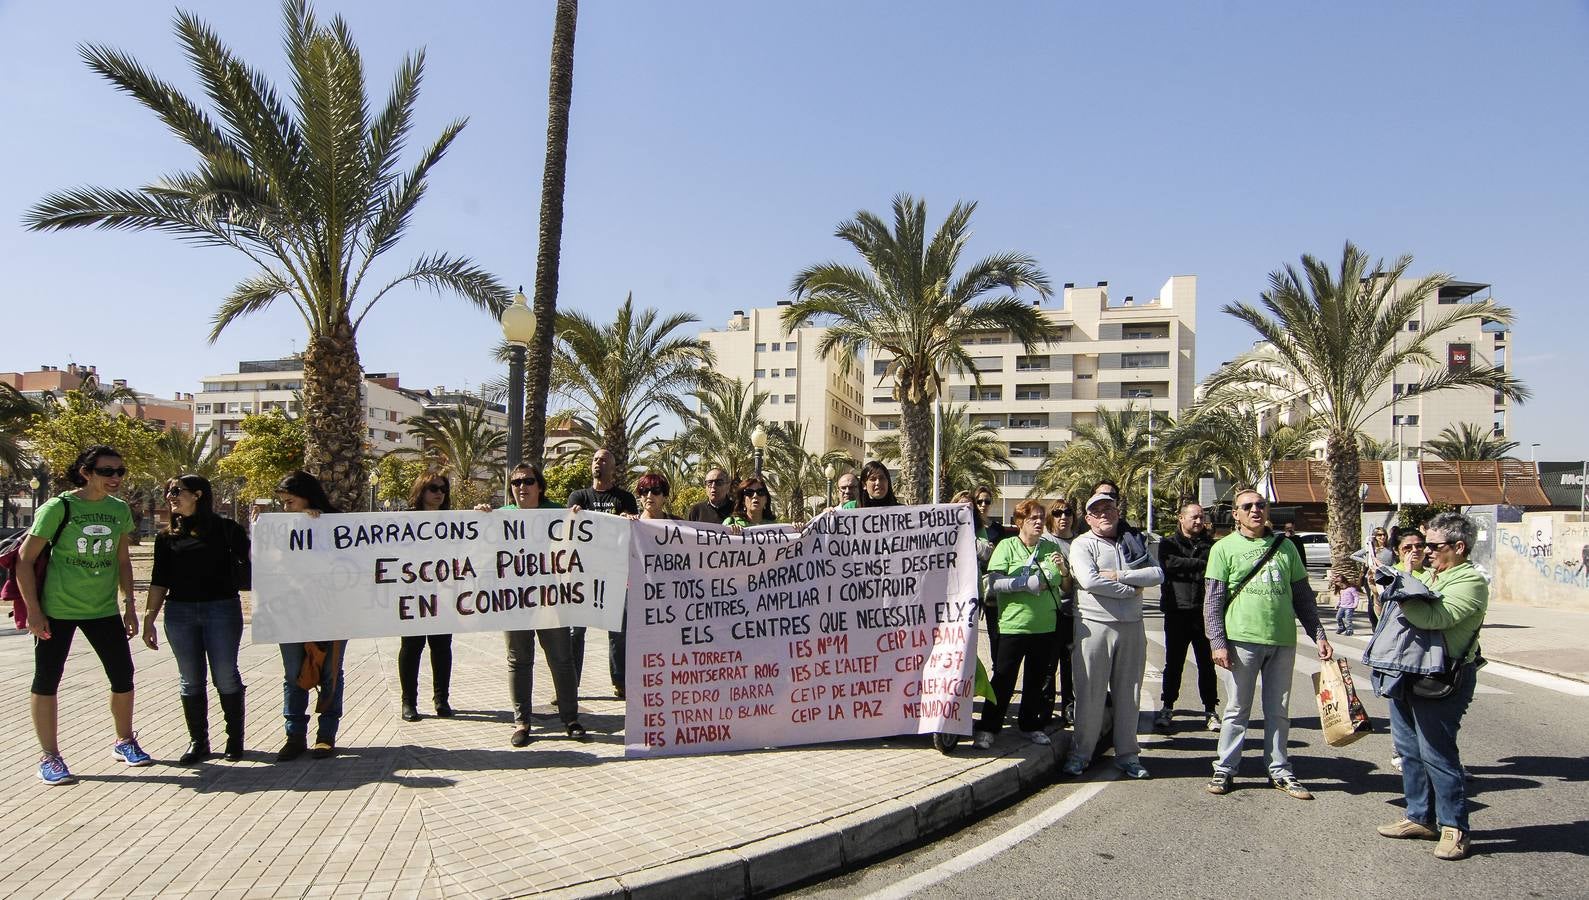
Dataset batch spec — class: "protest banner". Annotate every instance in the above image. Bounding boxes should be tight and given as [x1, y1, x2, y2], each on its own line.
[251, 509, 629, 642]
[624, 505, 981, 758]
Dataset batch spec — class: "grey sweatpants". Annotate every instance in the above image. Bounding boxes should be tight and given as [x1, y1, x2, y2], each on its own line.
[1066, 617, 1146, 767]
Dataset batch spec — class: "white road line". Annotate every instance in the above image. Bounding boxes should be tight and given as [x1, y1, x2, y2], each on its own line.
[865, 776, 1116, 900]
[1477, 660, 1589, 697]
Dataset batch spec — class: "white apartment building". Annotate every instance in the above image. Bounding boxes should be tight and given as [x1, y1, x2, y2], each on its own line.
[862, 276, 1198, 522]
[193, 359, 427, 457]
[697, 305, 867, 461]
[1213, 278, 1513, 459]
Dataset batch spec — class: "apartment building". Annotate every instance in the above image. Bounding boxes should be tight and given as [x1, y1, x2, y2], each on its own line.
[862, 276, 1198, 522]
[697, 305, 867, 461]
[2, 363, 194, 432]
[193, 359, 427, 456]
[1214, 278, 1513, 459]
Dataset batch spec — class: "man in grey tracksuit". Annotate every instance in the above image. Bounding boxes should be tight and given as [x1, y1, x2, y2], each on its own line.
[1063, 492, 1163, 778]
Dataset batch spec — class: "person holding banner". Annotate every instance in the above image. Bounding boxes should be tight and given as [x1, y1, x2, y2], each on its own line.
[397, 472, 455, 722]
[142, 474, 250, 764]
[498, 463, 586, 746]
[844, 461, 899, 509]
[567, 449, 637, 700]
[1062, 491, 1163, 779]
[686, 467, 735, 524]
[724, 476, 777, 528]
[273, 471, 347, 761]
[974, 500, 1065, 749]
[636, 472, 679, 522]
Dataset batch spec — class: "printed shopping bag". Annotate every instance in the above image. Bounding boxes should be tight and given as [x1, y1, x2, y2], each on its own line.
[1313, 658, 1372, 747]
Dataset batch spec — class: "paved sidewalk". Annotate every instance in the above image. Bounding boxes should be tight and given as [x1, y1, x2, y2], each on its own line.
[1, 556, 1582, 899]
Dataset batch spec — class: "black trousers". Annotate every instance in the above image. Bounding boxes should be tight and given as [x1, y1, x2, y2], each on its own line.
[33, 614, 135, 695]
[397, 634, 453, 706]
[979, 631, 1054, 734]
[1036, 611, 1075, 726]
[1160, 607, 1217, 711]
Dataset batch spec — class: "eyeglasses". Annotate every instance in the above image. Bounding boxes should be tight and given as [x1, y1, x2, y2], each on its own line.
[1238, 501, 1268, 511]
[91, 466, 128, 478]
[974, 499, 991, 507]
[509, 478, 538, 488]
[1424, 540, 1457, 551]
[165, 486, 187, 497]
[1050, 509, 1072, 517]
[1399, 543, 1426, 552]
[741, 488, 769, 498]
[425, 483, 448, 493]
[636, 487, 667, 497]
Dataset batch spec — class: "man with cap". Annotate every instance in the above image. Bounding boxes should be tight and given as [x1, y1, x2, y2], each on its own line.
[1062, 491, 1163, 779]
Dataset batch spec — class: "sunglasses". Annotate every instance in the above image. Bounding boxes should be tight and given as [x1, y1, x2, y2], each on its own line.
[637, 487, 668, 497]
[425, 483, 448, 493]
[509, 478, 538, 488]
[1238, 501, 1267, 511]
[1399, 542, 1426, 552]
[1424, 540, 1457, 551]
[741, 488, 769, 498]
[1051, 509, 1072, 517]
[165, 486, 187, 497]
[974, 499, 991, 507]
[91, 466, 128, 478]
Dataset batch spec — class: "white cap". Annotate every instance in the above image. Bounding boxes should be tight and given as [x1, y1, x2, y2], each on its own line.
[1084, 492, 1118, 512]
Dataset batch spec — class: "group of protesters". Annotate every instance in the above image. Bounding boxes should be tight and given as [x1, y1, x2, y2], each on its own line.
[12, 444, 1487, 860]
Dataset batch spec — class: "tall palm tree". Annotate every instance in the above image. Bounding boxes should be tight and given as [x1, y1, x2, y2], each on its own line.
[25, 1, 508, 510]
[871, 404, 1011, 500]
[674, 378, 770, 481]
[523, 0, 580, 467]
[784, 194, 1054, 504]
[0, 383, 44, 478]
[549, 294, 716, 479]
[399, 405, 507, 506]
[1201, 242, 1529, 574]
[1032, 404, 1168, 524]
[1422, 423, 1519, 461]
[764, 422, 855, 520]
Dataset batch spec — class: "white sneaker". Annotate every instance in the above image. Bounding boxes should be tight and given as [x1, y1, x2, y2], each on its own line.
[973, 731, 994, 750]
[1024, 730, 1051, 746]
[1206, 714, 1222, 733]
[1391, 755, 1404, 772]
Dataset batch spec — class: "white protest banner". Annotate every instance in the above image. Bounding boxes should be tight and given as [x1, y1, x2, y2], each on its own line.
[251, 509, 629, 642]
[624, 505, 980, 758]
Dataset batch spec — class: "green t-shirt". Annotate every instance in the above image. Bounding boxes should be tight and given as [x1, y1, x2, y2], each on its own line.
[985, 536, 1061, 634]
[1206, 531, 1307, 647]
[28, 492, 135, 620]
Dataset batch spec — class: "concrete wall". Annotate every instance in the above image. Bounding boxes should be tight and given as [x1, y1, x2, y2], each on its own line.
[1493, 512, 1589, 611]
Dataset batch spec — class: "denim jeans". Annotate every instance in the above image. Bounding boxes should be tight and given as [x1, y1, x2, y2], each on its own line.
[1214, 641, 1296, 778]
[280, 641, 345, 741]
[163, 599, 245, 696]
[1390, 664, 1477, 831]
[1336, 608, 1355, 634]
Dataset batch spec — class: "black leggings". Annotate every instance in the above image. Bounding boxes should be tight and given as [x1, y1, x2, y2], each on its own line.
[32, 615, 135, 695]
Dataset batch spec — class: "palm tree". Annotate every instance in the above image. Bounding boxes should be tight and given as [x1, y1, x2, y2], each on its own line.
[674, 378, 770, 481]
[399, 405, 507, 507]
[1160, 406, 1322, 493]
[764, 422, 855, 520]
[1201, 242, 1529, 574]
[871, 404, 1011, 500]
[1357, 434, 1400, 461]
[1422, 423, 1519, 461]
[1032, 404, 1166, 524]
[522, 0, 580, 467]
[150, 426, 225, 482]
[784, 194, 1054, 504]
[25, 1, 508, 510]
[0, 383, 44, 478]
[549, 294, 716, 479]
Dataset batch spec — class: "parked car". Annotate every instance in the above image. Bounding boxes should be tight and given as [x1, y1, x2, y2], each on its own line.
[1292, 531, 1330, 567]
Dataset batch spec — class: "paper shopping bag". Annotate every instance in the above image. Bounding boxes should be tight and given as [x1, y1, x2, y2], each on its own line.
[1313, 658, 1371, 747]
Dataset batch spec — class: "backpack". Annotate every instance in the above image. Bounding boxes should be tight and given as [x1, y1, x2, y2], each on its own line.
[0, 496, 73, 630]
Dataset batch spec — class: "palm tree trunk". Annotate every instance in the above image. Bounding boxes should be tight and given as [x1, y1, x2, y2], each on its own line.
[1324, 427, 1361, 578]
[899, 398, 933, 506]
[303, 317, 367, 511]
[522, 0, 578, 469]
[606, 420, 628, 488]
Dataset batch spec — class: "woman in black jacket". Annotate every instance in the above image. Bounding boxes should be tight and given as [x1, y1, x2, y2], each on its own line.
[142, 474, 251, 763]
[398, 471, 454, 721]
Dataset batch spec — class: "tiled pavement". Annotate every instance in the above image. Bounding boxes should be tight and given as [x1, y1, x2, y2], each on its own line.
[1, 555, 1582, 899]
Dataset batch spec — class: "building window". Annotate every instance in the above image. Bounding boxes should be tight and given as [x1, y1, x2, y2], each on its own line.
[770, 370, 779, 378]
[770, 343, 780, 351]
[873, 359, 890, 376]
[769, 396, 780, 404]
[1077, 373, 1093, 380]
[971, 356, 1002, 372]
[785, 368, 796, 377]
[194, 404, 211, 415]
[1407, 321, 1420, 332]
[226, 402, 241, 414]
[1015, 356, 1050, 371]
[1119, 352, 1168, 369]
[785, 341, 797, 352]
[784, 394, 796, 403]
[754, 369, 766, 378]
[755, 343, 766, 352]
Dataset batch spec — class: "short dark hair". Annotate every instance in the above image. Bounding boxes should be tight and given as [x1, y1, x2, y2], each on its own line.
[636, 471, 670, 496]
[68, 445, 122, 486]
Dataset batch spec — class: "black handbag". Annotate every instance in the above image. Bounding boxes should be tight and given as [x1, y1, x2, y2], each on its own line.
[1409, 631, 1481, 700]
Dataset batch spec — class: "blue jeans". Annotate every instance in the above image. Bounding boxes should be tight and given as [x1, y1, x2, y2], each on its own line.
[1215, 641, 1297, 778]
[163, 600, 245, 697]
[280, 641, 346, 741]
[1390, 664, 1477, 831]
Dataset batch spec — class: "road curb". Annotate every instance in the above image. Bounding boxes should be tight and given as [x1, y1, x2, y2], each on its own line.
[535, 734, 1066, 899]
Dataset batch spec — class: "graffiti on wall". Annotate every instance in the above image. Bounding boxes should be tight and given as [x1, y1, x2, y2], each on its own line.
[1501, 518, 1589, 591]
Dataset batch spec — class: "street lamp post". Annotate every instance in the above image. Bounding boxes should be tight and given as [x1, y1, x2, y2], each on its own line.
[500, 288, 538, 496]
[28, 472, 42, 526]
[1530, 442, 1540, 463]
[824, 463, 836, 509]
[369, 470, 380, 512]
[751, 425, 768, 479]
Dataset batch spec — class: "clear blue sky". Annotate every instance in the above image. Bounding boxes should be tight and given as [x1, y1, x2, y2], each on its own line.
[3, 1, 1585, 457]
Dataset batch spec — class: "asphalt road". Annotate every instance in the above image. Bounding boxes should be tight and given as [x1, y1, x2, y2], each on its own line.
[785, 612, 1589, 899]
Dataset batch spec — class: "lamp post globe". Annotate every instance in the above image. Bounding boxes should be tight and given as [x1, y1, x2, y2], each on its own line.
[751, 425, 769, 478]
[501, 288, 537, 487]
[824, 463, 835, 508]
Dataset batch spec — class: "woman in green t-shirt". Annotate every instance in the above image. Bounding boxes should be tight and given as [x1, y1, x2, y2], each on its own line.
[17, 445, 149, 785]
[973, 499, 1066, 749]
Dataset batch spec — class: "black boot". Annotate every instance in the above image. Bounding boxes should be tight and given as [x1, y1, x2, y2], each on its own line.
[218, 690, 246, 761]
[178, 695, 212, 764]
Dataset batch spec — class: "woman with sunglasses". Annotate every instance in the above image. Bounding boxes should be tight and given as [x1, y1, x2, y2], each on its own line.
[16, 445, 147, 784]
[724, 476, 777, 528]
[1364, 527, 1394, 630]
[1395, 528, 1432, 585]
[971, 485, 1009, 663]
[398, 471, 455, 722]
[1039, 500, 1080, 727]
[636, 472, 678, 522]
[273, 470, 345, 761]
[497, 463, 586, 746]
[974, 499, 1065, 749]
[142, 474, 250, 763]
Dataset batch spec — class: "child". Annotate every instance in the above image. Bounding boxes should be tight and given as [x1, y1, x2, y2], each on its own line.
[1332, 574, 1360, 636]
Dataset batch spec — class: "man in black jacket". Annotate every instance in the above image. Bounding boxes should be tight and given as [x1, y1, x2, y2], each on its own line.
[1156, 501, 1219, 732]
[686, 467, 734, 524]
